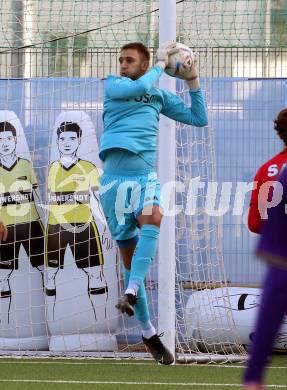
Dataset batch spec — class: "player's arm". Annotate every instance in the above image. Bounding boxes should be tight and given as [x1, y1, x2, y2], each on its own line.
[106, 68, 163, 100]
[90, 188, 116, 252]
[44, 165, 55, 223]
[106, 43, 179, 100]
[247, 177, 262, 234]
[161, 54, 207, 126]
[30, 166, 46, 222]
[161, 88, 208, 127]
[91, 188, 102, 212]
[32, 184, 41, 206]
[0, 219, 8, 242]
[248, 167, 278, 234]
[33, 186, 47, 221]
[91, 190, 107, 225]
[89, 167, 108, 226]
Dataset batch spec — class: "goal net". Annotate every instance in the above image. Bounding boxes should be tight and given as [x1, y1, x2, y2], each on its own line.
[0, 0, 286, 361]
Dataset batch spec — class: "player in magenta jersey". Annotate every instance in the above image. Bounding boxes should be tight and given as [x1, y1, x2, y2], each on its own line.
[244, 109, 287, 390]
[248, 108, 287, 233]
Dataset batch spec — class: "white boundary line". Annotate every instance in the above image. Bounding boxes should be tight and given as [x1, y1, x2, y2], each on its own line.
[0, 379, 286, 387]
[0, 361, 285, 369]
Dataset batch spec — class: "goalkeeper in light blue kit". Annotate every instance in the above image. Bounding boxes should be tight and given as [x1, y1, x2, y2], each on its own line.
[99, 42, 208, 364]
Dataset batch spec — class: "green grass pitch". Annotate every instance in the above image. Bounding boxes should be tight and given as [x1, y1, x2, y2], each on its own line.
[0, 356, 285, 390]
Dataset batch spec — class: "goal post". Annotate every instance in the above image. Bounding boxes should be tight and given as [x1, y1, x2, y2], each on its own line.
[158, 0, 176, 361]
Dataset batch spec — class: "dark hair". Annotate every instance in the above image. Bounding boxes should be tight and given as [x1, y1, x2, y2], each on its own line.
[120, 42, 150, 62]
[0, 122, 16, 137]
[57, 122, 82, 138]
[274, 108, 287, 146]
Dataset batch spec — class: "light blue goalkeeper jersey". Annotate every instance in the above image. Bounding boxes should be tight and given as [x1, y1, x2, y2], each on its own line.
[99, 65, 208, 165]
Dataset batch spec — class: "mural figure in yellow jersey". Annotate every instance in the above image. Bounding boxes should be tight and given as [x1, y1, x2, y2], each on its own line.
[46, 121, 109, 320]
[0, 121, 44, 323]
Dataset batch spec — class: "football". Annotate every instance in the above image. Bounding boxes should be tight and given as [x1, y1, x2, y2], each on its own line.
[164, 42, 194, 79]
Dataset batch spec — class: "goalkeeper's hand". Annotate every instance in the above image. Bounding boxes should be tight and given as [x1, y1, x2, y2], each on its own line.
[183, 57, 200, 89]
[155, 42, 179, 69]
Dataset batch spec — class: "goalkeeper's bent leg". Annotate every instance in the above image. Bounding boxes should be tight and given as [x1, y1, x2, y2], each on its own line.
[124, 268, 156, 338]
[127, 224, 159, 292]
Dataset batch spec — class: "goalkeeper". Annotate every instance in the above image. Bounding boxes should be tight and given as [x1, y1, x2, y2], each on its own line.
[99, 42, 208, 364]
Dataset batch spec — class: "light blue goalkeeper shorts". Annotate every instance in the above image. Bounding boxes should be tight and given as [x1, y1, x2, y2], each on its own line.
[99, 171, 161, 241]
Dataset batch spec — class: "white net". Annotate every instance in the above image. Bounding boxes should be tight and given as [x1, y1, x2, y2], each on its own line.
[0, 0, 287, 361]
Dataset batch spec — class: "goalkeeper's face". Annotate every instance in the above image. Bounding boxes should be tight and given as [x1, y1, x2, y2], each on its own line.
[119, 49, 149, 80]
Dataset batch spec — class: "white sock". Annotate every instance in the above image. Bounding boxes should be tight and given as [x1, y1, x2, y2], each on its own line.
[141, 320, 156, 339]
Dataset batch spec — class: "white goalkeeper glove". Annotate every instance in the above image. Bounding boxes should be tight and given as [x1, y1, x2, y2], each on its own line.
[155, 41, 179, 69]
[183, 57, 200, 89]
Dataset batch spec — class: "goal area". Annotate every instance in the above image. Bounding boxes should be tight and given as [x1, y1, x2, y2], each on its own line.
[0, 0, 286, 362]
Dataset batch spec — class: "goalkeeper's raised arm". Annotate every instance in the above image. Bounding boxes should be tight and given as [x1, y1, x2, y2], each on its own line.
[99, 42, 207, 366]
[105, 42, 179, 100]
[159, 47, 208, 127]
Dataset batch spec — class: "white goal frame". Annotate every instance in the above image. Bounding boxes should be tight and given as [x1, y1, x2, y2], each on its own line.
[158, 0, 177, 360]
